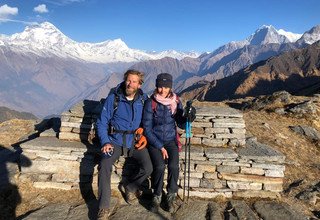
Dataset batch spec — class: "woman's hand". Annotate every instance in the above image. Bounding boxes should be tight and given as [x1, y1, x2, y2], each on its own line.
[101, 144, 114, 154]
[161, 147, 169, 160]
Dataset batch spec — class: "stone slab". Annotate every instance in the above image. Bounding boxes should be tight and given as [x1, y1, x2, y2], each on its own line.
[175, 201, 209, 220]
[252, 163, 285, 171]
[196, 106, 243, 118]
[23, 203, 71, 220]
[208, 202, 224, 220]
[177, 189, 232, 199]
[230, 200, 259, 220]
[240, 167, 265, 175]
[212, 118, 245, 123]
[237, 140, 285, 162]
[20, 137, 99, 154]
[202, 138, 227, 147]
[254, 201, 308, 220]
[200, 179, 226, 189]
[265, 170, 285, 177]
[263, 183, 283, 192]
[227, 181, 262, 190]
[205, 148, 238, 159]
[39, 128, 57, 137]
[213, 122, 246, 128]
[180, 145, 204, 156]
[233, 190, 280, 199]
[217, 165, 240, 174]
[219, 173, 283, 184]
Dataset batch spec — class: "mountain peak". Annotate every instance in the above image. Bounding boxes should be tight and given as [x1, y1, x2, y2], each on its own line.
[38, 21, 60, 30]
[10, 21, 71, 44]
[297, 24, 320, 45]
[247, 25, 289, 45]
[259, 24, 276, 30]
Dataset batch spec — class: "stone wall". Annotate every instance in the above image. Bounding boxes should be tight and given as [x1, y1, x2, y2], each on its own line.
[19, 100, 285, 199]
[58, 101, 246, 148]
[58, 100, 101, 142]
[180, 107, 246, 147]
[176, 139, 285, 199]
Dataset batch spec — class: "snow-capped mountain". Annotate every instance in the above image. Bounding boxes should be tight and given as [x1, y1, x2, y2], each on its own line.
[246, 25, 291, 45]
[277, 29, 302, 42]
[0, 22, 200, 63]
[1, 22, 319, 118]
[296, 25, 320, 45]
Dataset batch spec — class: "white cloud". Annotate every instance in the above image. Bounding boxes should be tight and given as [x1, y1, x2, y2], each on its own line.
[34, 4, 49, 13]
[0, 4, 18, 19]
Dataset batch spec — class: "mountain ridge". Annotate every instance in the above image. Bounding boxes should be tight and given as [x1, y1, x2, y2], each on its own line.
[179, 41, 320, 101]
[1, 23, 319, 117]
[0, 22, 200, 63]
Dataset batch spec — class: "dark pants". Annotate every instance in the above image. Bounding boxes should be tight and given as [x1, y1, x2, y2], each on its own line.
[148, 141, 179, 196]
[98, 146, 153, 209]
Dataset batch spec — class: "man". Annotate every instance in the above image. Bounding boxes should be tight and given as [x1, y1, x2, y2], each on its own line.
[96, 69, 153, 220]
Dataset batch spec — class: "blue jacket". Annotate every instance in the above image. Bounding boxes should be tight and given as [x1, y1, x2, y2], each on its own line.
[96, 82, 146, 149]
[143, 95, 185, 149]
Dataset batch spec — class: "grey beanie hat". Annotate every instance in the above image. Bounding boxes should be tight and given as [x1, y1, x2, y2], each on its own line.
[156, 73, 173, 88]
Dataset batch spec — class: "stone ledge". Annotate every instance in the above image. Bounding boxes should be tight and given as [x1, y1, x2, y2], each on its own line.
[205, 148, 238, 159]
[196, 107, 243, 118]
[219, 173, 283, 184]
[20, 137, 99, 154]
[237, 139, 285, 163]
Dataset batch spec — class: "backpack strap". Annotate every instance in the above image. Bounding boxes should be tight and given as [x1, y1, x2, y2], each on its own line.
[151, 98, 157, 113]
[112, 93, 120, 117]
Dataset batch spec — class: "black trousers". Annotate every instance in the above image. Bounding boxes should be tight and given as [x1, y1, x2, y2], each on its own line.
[98, 146, 153, 209]
[148, 141, 179, 196]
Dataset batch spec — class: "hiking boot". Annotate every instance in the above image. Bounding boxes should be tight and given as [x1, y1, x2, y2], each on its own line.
[150, 195, 161, 213]
[97, 208, 109, 220]
[125, 187, 138, 205]
[166, 193, 176, 213]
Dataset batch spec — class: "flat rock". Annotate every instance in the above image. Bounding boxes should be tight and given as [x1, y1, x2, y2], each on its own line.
[20, 137, 99, 154]
[289, 125, 320, 141]
[174, 200, 209, 220]
[205, 148, 238, 159]
[229, 200, 259, 220]
[237, 140, 285, 162]
[208, 202, 224, 220]
[23, 203, 71, 220]
[254, 201, 308, 220]
[67, 198, 117, 220]
[196, 106, 243, 118]
[39, 128, 57, 137]
[110, 203, 171, 220]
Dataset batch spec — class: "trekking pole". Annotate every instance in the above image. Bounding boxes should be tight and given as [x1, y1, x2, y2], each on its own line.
[186, 101, 193, 201]
[183, 100, 193, 202]
[183, 134, 187, 201]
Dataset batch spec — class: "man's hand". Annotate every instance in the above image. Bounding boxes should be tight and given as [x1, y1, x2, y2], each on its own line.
[161, 147, 169, 160]
[101, 143, 113, 154]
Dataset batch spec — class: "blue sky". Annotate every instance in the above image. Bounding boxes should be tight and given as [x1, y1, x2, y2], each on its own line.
[0, 0, 319, 52]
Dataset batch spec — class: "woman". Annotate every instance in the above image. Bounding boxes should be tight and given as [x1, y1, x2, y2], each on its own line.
[142, 73, 194, 213]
